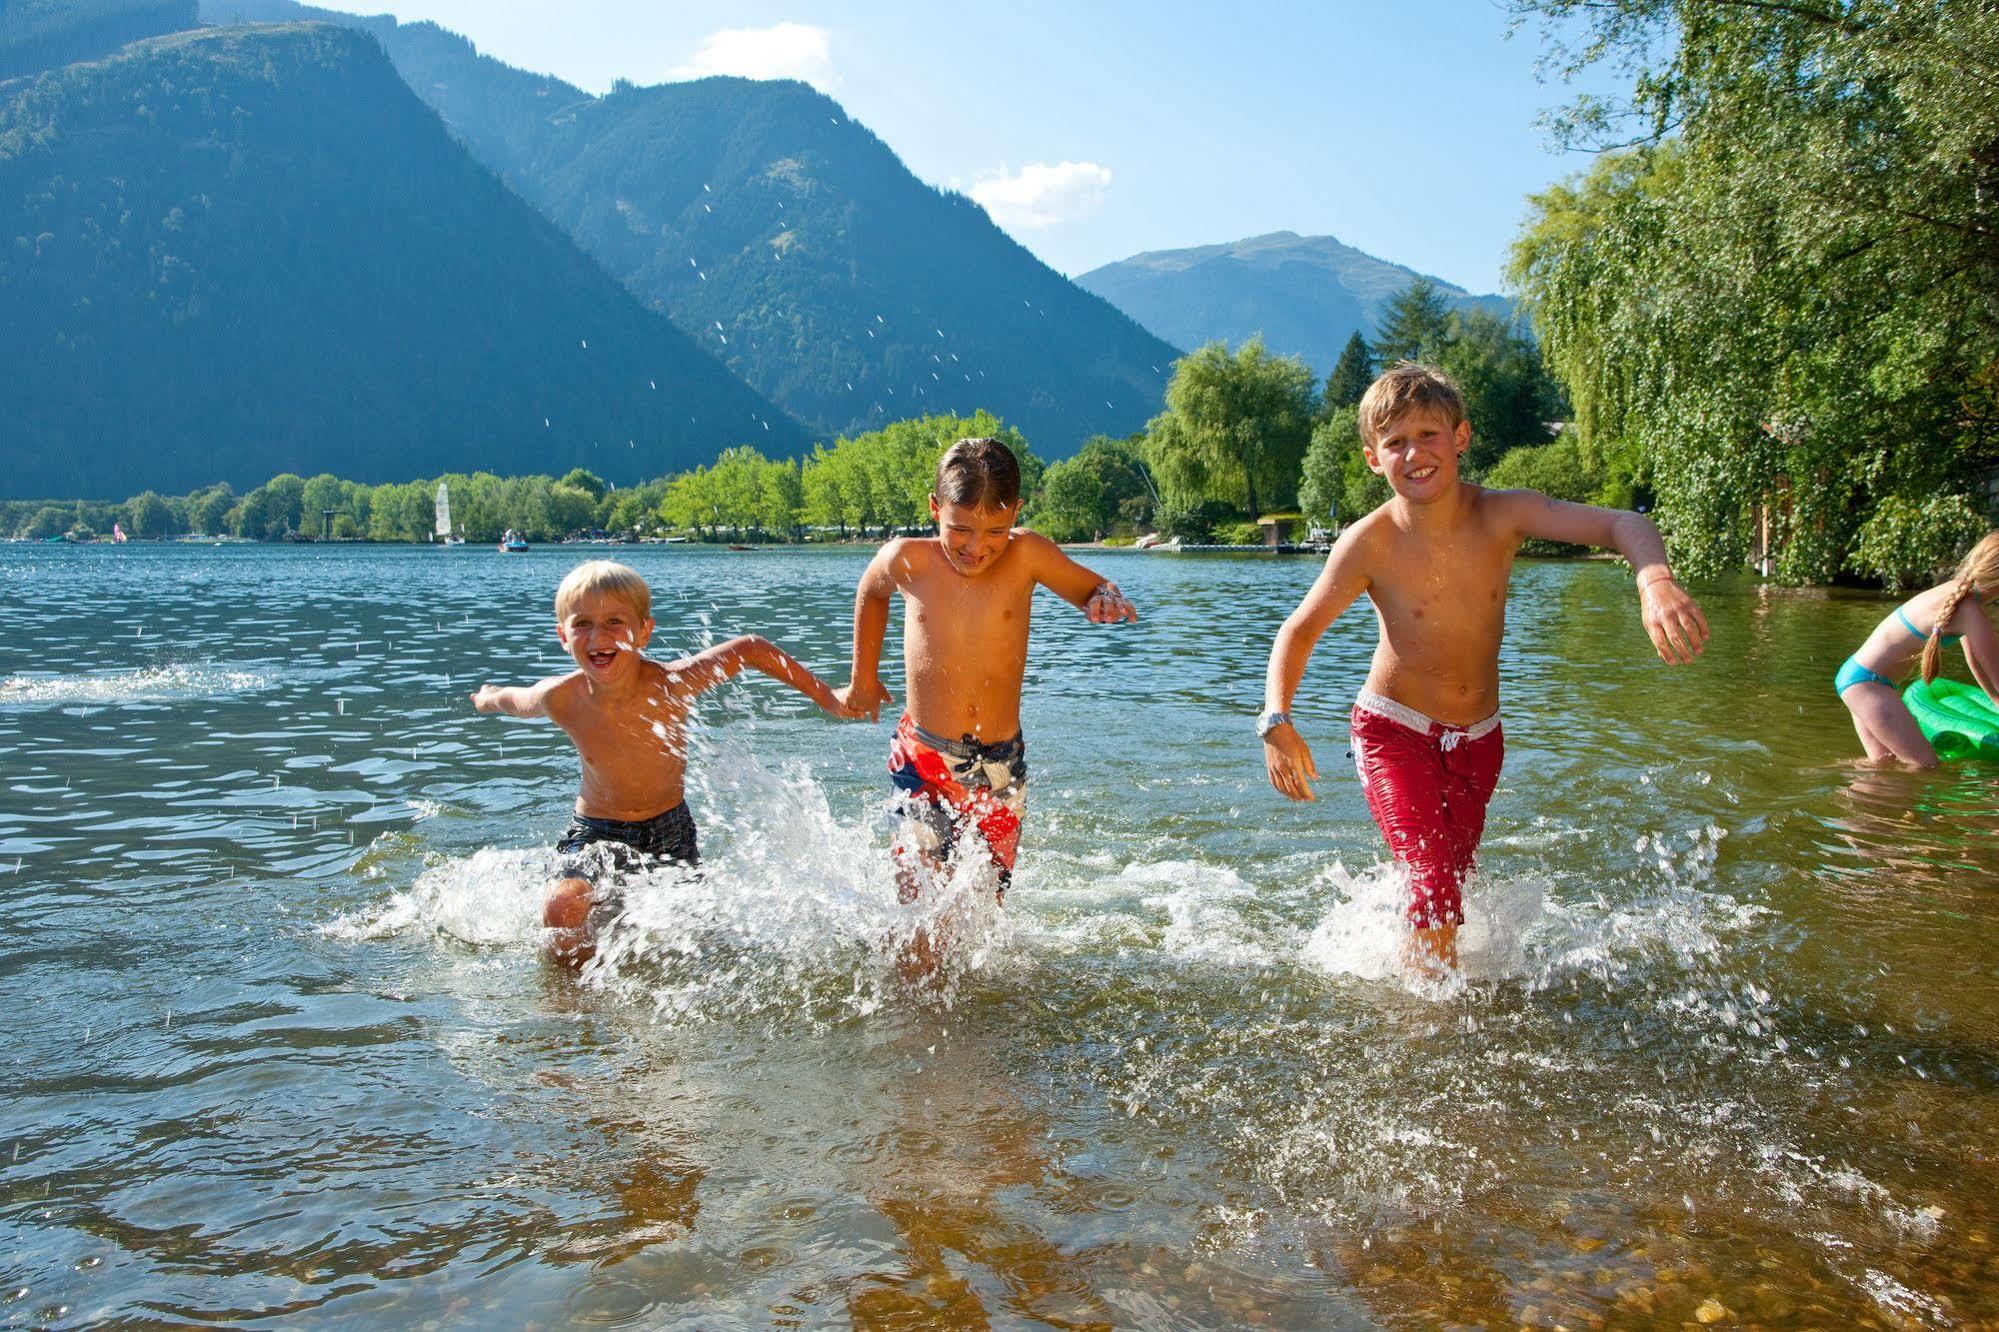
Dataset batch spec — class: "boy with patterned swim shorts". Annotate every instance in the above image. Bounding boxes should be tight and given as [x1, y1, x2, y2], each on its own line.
[471, 560, 855, 962]
[1258, 365, 1710, 973]
[837, 438, 1137, 920]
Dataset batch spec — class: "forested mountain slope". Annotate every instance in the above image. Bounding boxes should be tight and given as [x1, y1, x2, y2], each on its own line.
[0, 22, 803, 498]
[201, 0, 1183, 453]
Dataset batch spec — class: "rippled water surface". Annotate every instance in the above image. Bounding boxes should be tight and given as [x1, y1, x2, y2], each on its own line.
[3, 543, 1997, 1329]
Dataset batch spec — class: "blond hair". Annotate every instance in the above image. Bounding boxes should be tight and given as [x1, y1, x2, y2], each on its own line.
[554, 560, 651, 622]
[1357, 362, 1467, 448]
[1922, 531, 1999, 683]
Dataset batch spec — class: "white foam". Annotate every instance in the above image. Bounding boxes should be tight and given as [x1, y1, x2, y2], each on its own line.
[0, 664, 279, 708]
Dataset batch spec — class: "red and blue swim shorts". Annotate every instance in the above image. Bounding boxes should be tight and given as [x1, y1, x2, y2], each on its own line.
[888, 715, 1027, 887]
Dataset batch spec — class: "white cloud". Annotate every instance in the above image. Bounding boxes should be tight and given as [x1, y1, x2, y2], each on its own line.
[970, 161, 1113, 230]
[668, 23, 836, 90]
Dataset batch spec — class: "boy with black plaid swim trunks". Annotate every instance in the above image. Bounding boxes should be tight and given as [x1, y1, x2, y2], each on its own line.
[837, 438, 1137, 926]
[471, 560, 855, 962]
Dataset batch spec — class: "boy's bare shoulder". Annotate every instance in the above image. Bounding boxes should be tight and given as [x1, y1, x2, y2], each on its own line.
[537, 669, 590, 718]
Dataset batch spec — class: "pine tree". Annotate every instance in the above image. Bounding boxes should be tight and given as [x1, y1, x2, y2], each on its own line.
[1324, 331, 1375, 409]
[1373, 278, 1452, 365]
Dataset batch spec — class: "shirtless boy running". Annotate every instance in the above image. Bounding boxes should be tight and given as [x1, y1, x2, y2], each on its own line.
[1260, 365, 1710, 971]
[838, 437, 1137, 904]
[471, 560, 852, 961]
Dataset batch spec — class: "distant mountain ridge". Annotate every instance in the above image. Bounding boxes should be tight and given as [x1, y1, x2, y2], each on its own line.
[0, 21, 805, 499]
[199, 0, 1183, 455]
[1077, 231, 1512, 378]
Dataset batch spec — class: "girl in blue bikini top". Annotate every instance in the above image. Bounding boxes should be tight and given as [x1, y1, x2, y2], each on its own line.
[1836, 531, 1999, 767]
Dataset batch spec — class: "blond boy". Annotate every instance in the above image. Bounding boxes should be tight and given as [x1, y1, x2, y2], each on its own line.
[472, 560, 851, 960]
[1260, 365, 1709, 971]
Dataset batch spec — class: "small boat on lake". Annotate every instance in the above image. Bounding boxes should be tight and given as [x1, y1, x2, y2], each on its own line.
[498, 528, 529, 553]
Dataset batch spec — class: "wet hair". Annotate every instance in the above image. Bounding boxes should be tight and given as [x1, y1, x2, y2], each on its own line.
[933, 437, 1021, 510]
[555, 560, 651, 622]
[1922, 531, 1999, 683]
[1357, 362, 1468, 449]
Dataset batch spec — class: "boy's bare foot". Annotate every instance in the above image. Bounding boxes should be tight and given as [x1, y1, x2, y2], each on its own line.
[1404, 923, 1460, 977]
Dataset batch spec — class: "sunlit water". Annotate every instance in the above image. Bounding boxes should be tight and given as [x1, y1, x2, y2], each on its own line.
[2, 544, 1996, 1329]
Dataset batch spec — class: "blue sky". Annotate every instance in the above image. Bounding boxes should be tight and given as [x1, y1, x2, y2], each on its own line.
[311, 0, 1618, 294]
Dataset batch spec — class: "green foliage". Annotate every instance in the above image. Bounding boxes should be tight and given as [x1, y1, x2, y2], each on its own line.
[1213, 520, 1263, 546]
[1298, 411, 1349, 526]
[0, 23, 802, 499]
[1324, 331, 1374, 411]
[1372, 278, 1453, 365]
[797, 411, 1036, 538]
[1436, 309, 1563, 473]
[1483, 433, 1602, 504]
[122, 489, 171, 537]
[1157, 500, 1232, 543]
[1508, 0, 1999, 584]
[19, 505, 65, 539]
[558, 468, 608, 502]
[1145, 339, 1317, 520]
[1027, 435, 1152, 542]
[1848, 494, 1991, 594]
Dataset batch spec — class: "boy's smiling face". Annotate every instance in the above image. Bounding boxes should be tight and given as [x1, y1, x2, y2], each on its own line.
[1365, 407, 1470, 502]
[557, 591, 653, 682]
[930, 496, 1021, 576]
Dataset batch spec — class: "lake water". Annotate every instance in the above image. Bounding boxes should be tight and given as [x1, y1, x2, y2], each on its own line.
[2, 543, 1995, 1329]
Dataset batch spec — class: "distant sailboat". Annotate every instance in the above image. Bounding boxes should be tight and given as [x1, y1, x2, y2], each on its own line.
[434, 483, 463, 545]
[112, 521, 128, 544]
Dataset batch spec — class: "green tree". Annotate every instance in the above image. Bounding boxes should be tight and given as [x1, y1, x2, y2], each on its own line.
[1437, 309, 1562, 474]
[189, 484, 234, 535]
[1372, 278, 1453, 365]
[123, 490, 171, 538]
[20, 505, 66, 539]
[1028, 436, 1152, 542]
[559, 467, 607, 502]
[758, 457, 805, 538]
[1145, 339, 1317, 521]
[1324, 331, 1375, 411]
[1507, 0, 1999, 582]
[1298, 411, 1349, 527]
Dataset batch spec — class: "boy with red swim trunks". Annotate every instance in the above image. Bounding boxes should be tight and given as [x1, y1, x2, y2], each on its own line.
[1259, 364, 1710, 972]
[838, 437, 1137, 916]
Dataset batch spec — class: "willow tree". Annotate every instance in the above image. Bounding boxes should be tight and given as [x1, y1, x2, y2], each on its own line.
[1507, 0, 1999, 583]
[1145, 338, 1317, 521]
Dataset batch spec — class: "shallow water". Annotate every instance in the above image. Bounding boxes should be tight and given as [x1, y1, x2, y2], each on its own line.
[2, 543, 1996, 1329]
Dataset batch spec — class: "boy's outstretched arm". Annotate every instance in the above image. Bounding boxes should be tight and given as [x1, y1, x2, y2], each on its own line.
[1262, 534, 1370, 802]
[470, 677, 561, 718]
[1499, 490, 1710, 665]
[671, 635, 854, 717]
[838, 543, 899, 721]
[1020, 532, 1138, 623]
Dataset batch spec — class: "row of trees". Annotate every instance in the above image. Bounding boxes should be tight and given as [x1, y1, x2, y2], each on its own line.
[5, 411, 1047, 545]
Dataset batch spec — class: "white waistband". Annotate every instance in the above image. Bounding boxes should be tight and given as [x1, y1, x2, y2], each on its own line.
[1354, 689, 1500, 749]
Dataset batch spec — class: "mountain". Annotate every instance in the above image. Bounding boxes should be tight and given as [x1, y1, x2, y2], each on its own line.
[0, 22, 805, 500]
[1075, 231, 1513, 379]
[0, 0, 194, 79]
[199, 0, 1182, 455]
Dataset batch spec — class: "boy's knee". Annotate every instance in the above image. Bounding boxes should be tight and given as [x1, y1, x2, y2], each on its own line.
[544, 877, 594, 931]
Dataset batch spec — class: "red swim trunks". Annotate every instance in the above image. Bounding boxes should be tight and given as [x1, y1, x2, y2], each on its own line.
[1348, 690, 1504, 929]
[888, 715, 1027, 887]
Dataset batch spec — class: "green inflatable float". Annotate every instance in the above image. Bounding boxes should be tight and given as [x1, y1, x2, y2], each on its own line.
[1902, 678, 1999, 760]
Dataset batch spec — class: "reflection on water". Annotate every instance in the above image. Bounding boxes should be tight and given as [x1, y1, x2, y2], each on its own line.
[2, 544, 1996, 1328]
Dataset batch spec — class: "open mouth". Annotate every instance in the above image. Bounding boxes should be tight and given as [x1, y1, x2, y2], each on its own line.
[587, 649, 618, 668]
[1407, 465, 1438, 482]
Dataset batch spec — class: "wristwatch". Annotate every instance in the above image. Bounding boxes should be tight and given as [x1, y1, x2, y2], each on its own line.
[1256, 710, 1291, 738]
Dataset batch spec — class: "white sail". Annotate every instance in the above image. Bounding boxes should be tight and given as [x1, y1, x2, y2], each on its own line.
[434, 482, 452, 537]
